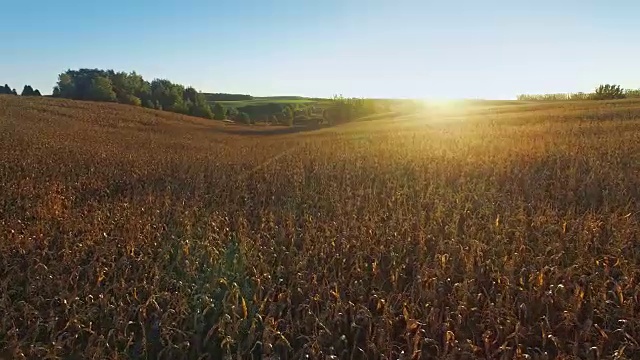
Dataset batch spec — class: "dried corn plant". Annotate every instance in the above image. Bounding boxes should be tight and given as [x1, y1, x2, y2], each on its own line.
[1, 96, 640, 359]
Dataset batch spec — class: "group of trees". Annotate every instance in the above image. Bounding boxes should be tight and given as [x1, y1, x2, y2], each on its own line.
[1, 84, 42, 96]
[49, 69, 334, 125]
[6, 68, 388, 127]
[20, 85, 42, 97]
[322, 95, 379, 125]
[52, 69, 214, 119]
[222, 103, 323, 126]
[0, 84, 18, 95]
[517, 84, 638, 101]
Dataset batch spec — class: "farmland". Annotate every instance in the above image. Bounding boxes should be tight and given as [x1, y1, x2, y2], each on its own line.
[1, 95, 640, 359]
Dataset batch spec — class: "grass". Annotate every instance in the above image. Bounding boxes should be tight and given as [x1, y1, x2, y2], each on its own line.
[1, 94, 640, 359]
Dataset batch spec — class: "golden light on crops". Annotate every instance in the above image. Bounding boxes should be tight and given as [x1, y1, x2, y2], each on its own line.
[2, 95, 640, 358]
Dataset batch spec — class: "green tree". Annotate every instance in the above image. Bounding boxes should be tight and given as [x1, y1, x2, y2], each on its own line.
[88, 76, 117, 102]
[55, 72, 76, 98]
[109, 71, 149, 104]
[183, 87, 198, 104]
[151, 79, 185, 111]
[33, 89, 42, 96]
[226, 107, 239, 120]
[593, 84, 625, 100]
[21, 85, 35, 96]
[188, 93, 213, 119]
[171, 100, 190, 114]
[1, 84, 12, 95]
[213, 103, 226, 120]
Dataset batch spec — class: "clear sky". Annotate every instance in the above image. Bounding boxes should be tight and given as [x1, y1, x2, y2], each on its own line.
[1, 0, 639, 99]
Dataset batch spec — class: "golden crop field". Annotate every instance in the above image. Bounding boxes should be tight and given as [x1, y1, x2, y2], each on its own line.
[1, 95, 640, 359]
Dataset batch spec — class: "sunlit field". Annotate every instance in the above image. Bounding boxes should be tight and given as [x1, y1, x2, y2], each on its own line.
[2, 95, 640, 359]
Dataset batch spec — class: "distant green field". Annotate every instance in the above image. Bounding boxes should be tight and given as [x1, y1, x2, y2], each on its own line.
[213, 98, 319, 108]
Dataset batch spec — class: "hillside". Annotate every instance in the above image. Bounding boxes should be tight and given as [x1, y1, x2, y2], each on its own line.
[2, 95, 640, 358]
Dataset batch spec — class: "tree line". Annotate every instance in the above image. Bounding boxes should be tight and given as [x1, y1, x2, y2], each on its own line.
[322, 96, 380, 125]
[49, 68, 343, 125]
[52, 69, 215, 119]
[230, 97, 382, 126]
[202, 93, 253, 102]
[0, 84, 43, 96]
[517, 84, 638, 101]
[7, 68, 388, 126]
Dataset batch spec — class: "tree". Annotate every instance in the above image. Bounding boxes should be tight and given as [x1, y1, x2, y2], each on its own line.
[593, 84, 625, 100]
[109, 71, 149, 104]
[171, 100, 190, 115]
[87, 76, 117, 102]
[11, 89, 17, 96]
[183, 87, 198, 104]
[226, 107, 239, 120]
[21, 85, 35, 96]
[150, 79, 185, 112]
[213, 103, 226, 120]
[1, 84, 13, 95]
[188, 93, 213, 119]
[55, 72, 76, 98]
[20, 85, 42, 97]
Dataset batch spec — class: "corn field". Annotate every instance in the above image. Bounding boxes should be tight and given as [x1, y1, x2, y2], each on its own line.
[1, 96, 640, 359]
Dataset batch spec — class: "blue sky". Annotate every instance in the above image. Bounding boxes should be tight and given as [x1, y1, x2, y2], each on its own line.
[2, 0, 639, 99]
